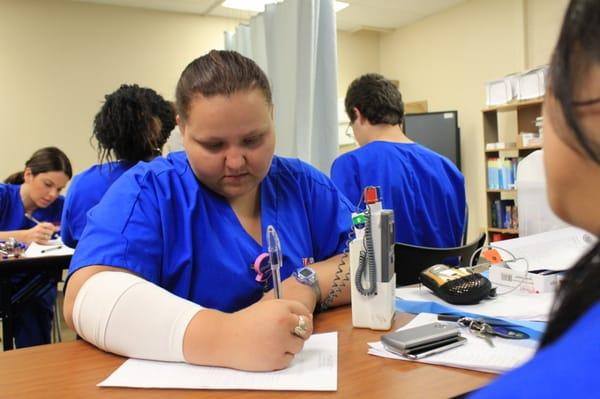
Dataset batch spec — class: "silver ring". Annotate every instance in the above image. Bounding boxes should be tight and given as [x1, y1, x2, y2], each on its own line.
[293, 315, 308, 338]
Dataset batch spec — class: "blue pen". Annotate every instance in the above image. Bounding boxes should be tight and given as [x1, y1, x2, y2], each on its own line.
[267, 225, 283, 299]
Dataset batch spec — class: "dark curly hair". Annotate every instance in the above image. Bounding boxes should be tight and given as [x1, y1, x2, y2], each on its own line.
[93, 84, 176, 163]
[176, 50, 272, 123]
[4, 147, 72, 184]
[344, 73, 404, 126]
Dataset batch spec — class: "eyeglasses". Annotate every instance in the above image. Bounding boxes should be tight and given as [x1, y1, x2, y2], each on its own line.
[344, 121, 354, 139]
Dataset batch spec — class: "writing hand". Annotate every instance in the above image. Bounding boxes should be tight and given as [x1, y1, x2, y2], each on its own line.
[224, 300, 313, 371]
[26, 222, 58, 244]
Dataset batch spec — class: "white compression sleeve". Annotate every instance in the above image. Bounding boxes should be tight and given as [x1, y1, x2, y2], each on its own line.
[72, 271, 203, 362]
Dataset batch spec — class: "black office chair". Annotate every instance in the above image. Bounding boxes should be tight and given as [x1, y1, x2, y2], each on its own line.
[394, 232, 486, 287]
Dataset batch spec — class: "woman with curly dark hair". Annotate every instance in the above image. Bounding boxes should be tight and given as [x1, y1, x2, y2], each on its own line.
[60, 84, 175, 248]
[471, 0, 600, 397]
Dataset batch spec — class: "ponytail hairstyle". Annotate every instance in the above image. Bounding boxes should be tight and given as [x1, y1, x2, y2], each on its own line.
[93, 84, 176, 164]
[4, 147, 72, 184]
[176, 50, 272, 124]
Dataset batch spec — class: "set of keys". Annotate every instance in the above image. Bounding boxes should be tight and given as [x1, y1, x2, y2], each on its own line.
[438, 315, 529, 347]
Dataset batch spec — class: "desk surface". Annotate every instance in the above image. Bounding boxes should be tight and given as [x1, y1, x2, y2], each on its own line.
[0, 307, 495, 398]
[0, 254, 71, 274]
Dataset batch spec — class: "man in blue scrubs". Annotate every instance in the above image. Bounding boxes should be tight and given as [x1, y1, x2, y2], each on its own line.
[331, 74, 465, 248]
[63, 50, 353, 371]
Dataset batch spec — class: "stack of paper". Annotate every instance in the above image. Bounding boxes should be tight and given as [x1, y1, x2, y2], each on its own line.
[99, 332, 338, 391]
[491, 226, 596, 272]
[369, 313, 537, 374]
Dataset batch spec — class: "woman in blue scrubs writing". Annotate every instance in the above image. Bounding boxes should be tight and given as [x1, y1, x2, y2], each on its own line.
[471, 0, 600, 396]
[1, 147, 71, 245]
[1, 146, 72, 347]
[63, 50, 353, 371]
[60, 84, 175, 248]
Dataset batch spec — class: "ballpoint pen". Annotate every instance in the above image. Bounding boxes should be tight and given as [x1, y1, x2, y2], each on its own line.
[266, 225, 283, 299]
[24, 213, 42, 224]
[41, 245, 63, 254]
[24, 213, 59, 239]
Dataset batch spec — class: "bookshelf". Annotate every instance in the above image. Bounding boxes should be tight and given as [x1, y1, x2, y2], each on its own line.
[482, 98, 543, 242]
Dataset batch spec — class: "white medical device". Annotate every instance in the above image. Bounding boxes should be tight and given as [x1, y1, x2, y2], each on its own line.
[349, 186, 396, 330]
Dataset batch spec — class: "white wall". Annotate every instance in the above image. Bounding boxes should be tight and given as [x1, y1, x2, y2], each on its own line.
[0, 0, 238, 179]
[378, 0, 567, 241]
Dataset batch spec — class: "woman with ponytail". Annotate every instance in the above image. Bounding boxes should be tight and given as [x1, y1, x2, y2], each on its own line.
[60, 84, 175, 248]
[0, 146, 72, 348]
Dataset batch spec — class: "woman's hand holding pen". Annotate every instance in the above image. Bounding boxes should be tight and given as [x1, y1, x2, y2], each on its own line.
[183, 300, 313, 372]
[25, 223, 58, 244]
[227, 300, 313, 371]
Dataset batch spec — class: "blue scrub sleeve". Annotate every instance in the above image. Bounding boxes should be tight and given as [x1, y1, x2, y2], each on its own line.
[60, 182, 77, 248]
[330, 155, 362, 209]
[68, 171, 163, 283]
[305, 164, 354, 259]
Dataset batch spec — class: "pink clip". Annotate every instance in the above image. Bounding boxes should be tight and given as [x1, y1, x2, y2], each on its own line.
[253, 253, 270, 282]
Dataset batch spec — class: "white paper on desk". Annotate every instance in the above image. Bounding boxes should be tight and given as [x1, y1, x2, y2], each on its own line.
[396, 286, 554, 321]
[98, 332, 337, 391]
[368, 313, 537, 374]
[492, 226, 596, 271]
[24, 241, 74, 257]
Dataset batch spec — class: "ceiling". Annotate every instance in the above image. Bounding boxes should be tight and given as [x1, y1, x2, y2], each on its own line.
[71, 0, 466, 32]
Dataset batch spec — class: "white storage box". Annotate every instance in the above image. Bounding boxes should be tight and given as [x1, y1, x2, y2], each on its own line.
[486, 74, 519, 106]
[489, 264, 563, 294]
[517, 66, 548, 100]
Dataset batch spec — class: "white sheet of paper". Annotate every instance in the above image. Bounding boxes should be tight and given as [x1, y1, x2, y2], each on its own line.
[369, 313, 537, 374]
[24, 241, 74, 257]
[395, 286, 554, 321]
[491, 226, 596, 271]
[98, 332, 338, 391]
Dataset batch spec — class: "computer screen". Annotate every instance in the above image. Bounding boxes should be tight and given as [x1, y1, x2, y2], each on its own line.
[403, 111, 461, 170]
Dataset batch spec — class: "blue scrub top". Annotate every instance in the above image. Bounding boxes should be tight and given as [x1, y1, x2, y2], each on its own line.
[0, 184, 64, 231]
[330, 141, 465, 248]
[469, 300, 600, 398]
[61, 161, 132, 248]
[69, 152, 353, 313]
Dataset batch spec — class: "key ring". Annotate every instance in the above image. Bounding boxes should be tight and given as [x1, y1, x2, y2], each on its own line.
[457, 317, 489, 334]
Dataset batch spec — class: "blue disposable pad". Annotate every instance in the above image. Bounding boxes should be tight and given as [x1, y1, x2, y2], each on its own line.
[395, 298, 547, 341]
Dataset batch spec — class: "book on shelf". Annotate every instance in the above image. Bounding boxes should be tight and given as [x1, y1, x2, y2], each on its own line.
[491, 199, 518, 229]
[487, 157, 519, 190]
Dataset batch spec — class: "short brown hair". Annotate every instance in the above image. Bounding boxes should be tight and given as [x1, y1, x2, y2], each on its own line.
[175, 50, 272, 123]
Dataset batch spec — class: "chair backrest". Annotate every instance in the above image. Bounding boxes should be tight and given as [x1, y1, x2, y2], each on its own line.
[394, 232, 486, 287]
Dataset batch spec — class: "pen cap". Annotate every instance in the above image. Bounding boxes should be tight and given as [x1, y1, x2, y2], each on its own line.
[266, 225, 282, 267]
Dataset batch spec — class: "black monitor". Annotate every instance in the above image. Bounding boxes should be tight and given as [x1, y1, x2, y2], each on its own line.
[403, 111, 461, 170]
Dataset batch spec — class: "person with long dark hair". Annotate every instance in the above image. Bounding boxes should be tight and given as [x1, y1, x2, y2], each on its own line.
[60, 84, 175, 248]
[0, 146, 72, 347]
[471, 0, 600, 396]
[1, 147, 72, 244]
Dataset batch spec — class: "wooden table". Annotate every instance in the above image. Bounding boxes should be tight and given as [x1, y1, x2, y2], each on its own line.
[0, 255, 72, 350]
[0, 306, 495, 398]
